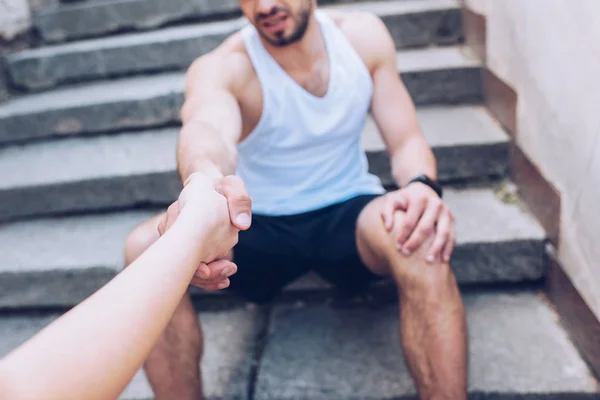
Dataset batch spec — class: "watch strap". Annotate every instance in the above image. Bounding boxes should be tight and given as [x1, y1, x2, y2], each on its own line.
[407, 175, 443, 198]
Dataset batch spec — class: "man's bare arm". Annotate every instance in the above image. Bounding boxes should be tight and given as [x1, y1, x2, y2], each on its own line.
[178, 52, 243, 183]
[177, 50, 253, 232]
[358, 13, 455, 262]
[365, 15, 436, 186]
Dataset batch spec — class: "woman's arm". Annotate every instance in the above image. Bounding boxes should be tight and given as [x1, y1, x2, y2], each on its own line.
[0, 173, 239, 400]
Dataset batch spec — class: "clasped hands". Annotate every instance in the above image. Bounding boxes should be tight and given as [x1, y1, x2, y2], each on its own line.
[381, 182, 456, 263]
[157, 172, 252, 291]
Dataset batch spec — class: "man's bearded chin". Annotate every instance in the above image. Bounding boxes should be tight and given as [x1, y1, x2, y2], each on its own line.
[259, 7, 312, 47]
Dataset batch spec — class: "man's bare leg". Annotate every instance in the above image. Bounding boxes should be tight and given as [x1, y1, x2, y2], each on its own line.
[356, 198, 467, 400]
[124, 214, 204, 400]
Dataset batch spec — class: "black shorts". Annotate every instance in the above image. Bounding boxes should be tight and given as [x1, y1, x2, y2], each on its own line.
[229, 194, 383, 303]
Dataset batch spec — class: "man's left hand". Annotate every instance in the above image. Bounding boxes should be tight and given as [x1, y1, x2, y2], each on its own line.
[381, 183, 455, 263]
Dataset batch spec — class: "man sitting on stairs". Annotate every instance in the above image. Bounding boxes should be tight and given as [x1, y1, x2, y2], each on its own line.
[124, 0, 467, 398]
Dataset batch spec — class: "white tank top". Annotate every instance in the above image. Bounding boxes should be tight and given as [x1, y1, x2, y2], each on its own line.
[237, 11, 384, 216]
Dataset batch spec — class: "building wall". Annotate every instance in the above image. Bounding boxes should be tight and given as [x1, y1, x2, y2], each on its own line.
[468, 0, 600, 319]
[0, 0, 31, 40]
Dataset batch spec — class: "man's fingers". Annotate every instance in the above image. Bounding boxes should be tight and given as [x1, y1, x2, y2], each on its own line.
[442, 232, 455, 262]
[190, 260, 236, 290]
[402, 200, 442, 255]
[426, 210, 452, 263]
[217, 176, 252, 230]
[195, 263, 211, 280]
[157, 202, 179, 236]
[442, 213, 456, 262]
[382, 196, 395, 231]
[190, 277, 231, 291]
[194, 260, 237, 281]
[395, 199, 426, 252]
[157, 214, 166, 236]
[381, 195, 407, 231]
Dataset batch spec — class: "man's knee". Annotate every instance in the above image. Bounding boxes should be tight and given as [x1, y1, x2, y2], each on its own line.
[123, 213, 164, 266]
[356, 198, 456, 296]
[356, 196, 396, 274]
[387, 230, 456, 299]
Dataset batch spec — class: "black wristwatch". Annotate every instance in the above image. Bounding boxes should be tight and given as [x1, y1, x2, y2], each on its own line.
[407, 174, 443, 199]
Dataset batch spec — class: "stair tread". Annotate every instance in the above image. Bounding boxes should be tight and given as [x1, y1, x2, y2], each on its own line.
[0, 72, 185, 118]
[328, 0, 460, 14]
[0, 291, 596, 399]
[0, 105, 506, 190]
[28, 0, 458, 53]
[398, 46, 479, 71]
[10, 0, 463, 91]
[0, 306, 265, 400]
[0, 46, 476, 118]
[254, 290, 599, 399]
[0, 186, 544, 274]
[0, 45, 483, 146]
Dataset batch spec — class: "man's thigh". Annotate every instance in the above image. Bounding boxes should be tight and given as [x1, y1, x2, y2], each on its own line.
[312, 194, 385, 295]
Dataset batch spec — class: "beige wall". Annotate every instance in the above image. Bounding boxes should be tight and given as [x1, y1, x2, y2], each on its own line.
[468, 0, 600, 319]
[0, 0, 31, 40]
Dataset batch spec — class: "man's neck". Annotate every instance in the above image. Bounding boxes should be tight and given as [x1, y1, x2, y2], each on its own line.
[260, 13, 326, 73]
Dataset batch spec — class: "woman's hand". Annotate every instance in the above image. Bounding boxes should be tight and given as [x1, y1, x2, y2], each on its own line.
[157, 172, 247, 290]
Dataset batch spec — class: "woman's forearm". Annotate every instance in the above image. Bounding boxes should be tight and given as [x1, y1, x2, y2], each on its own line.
[0, 223, 206, 400]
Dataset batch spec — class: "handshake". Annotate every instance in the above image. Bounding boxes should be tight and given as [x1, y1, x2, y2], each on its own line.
[156, 172, 252, 291]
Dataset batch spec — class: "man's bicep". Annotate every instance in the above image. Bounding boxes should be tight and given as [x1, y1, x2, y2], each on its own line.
[181, 57, 243, 144]
[183, 89, 242, 144]
[176, 56, 243, 179]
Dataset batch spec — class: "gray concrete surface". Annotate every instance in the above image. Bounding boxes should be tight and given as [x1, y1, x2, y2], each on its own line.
[0, 46, 481, 145]
[34, 0, 460, 44]
[10, 0, 462, 90]
[0, 105, 507, 220]
[255, 291, 598, 399]
[0, 306, 266, 400]
[2, 292, 596, 399]
[0, 187, 545, 308]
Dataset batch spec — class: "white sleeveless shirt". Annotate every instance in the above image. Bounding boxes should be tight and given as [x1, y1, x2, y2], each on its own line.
[236, 11, 384, 216]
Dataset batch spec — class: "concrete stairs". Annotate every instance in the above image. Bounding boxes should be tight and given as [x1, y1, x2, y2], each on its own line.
[0, 0, 598, 398]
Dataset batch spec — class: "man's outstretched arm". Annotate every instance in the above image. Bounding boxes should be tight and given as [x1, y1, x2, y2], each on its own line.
[177, 51, 252, 231]
[365, 13, 456, 263]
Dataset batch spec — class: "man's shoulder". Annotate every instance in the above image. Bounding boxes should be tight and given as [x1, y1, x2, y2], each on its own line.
[185, 31, 255, 92]
[322, 9, 392, 73]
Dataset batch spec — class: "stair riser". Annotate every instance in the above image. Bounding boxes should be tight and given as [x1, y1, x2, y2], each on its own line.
[8, 32, 232, 92]
[0, 92, 180, 146]
[0, 142, 507, 222]
[36, 0, 242, 43]
[0, 172, 181, 222]
[0, 67, 482, 146]
[11, 8, 462, 91]
[0, 67, 8, 104]
[0, 240, 546, 310]
[35, 0, 462, 44]
[371, 142, 509, 187]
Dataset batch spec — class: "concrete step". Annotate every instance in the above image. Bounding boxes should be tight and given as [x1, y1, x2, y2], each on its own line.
[0, 186, 546, 310]
[1, 291, 597, 399]
[254, 290, 599, 399]
[12, 0, 463, 91]
[33, 0, 462, 44]
[0, 46, 482, 146]
[0, 105, 508, 221]
[0, 305, 267, 400]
